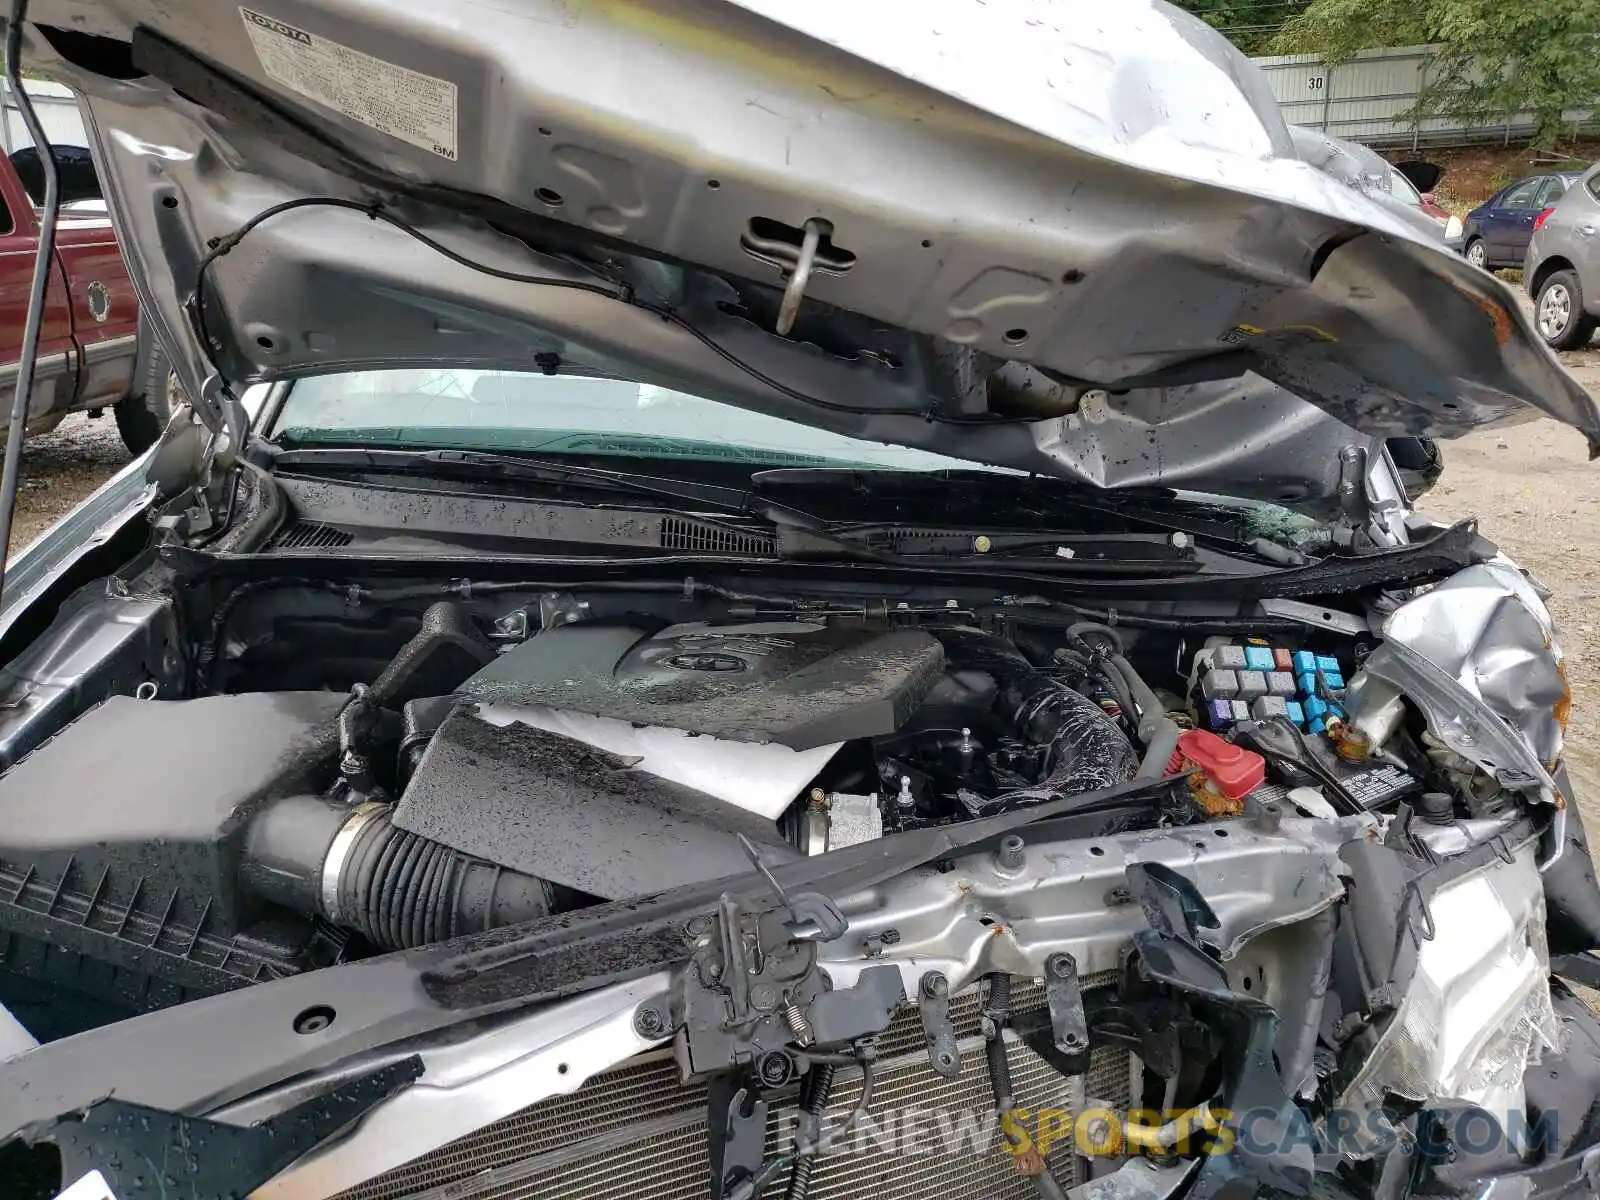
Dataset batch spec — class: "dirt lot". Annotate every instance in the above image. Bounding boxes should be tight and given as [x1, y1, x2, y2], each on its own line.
[1426, 343, 1600, 810]
[6, 414, 130, 551]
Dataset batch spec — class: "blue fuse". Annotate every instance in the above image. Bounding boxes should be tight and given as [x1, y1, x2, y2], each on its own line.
[1244, 646, 1276, 671]
[1309, 716, 1327, 734]
[1299, 669, 1346, 696]
[1291, 650, 1317, 674]
[1286, 700, 1305, 725]
[1304, 696, 1331, 722]
[1315, 655, 1341, 674]
[1206, 699, 1234, 728]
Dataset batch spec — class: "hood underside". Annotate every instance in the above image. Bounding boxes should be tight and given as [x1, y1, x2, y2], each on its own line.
[21, 0, 1600, 506]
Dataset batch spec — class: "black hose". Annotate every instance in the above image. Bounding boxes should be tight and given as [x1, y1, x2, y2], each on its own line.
[333, 805, 553, 947]
[784, 1063, 837, 1200]
[244, 796, 555, 948]
[984, 974, 1069, 1200]
[1063, 622, 1125, 656]
[1097, 652, 1182, 778]
[985, 974, 1017, 1114]
[729, 1057, 876, 1200]
[1092, 659, 1139, 722]
[1106, 655, 1164, 745]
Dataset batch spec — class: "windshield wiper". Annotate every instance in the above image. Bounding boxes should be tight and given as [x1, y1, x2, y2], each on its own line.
[756, 467, 1254, 535]
[271, 445, 761, 516]
[774, 522, 1207, 576]
[752, 467, 1311, 569]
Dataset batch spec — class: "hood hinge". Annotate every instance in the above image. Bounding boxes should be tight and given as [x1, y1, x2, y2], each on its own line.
[146, 374, 249, 542]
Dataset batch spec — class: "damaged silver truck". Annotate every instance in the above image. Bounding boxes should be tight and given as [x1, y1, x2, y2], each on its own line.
[1, 2, 1599, 1199]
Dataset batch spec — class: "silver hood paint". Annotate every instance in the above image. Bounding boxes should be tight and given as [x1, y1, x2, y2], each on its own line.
[21, 0, 1600, 506]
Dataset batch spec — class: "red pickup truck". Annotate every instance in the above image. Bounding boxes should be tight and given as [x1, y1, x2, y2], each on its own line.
[0, 139, 170, 454]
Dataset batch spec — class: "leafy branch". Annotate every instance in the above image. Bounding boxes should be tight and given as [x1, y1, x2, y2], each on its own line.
[1269, 0, 1600, 146]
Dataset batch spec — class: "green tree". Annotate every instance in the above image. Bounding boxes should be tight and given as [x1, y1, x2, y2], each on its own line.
[1269, 0, 1600, 146]
[1170, 1, 1310, 54]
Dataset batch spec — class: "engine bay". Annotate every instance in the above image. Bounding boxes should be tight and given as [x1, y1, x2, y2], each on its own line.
[1, 553, 1597, 1200]
[0, 569, 1460, 1033]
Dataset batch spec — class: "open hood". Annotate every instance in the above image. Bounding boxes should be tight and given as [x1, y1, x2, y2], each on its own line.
[18, 0, 1600, 507]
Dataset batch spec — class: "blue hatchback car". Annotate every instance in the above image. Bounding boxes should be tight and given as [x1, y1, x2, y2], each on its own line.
[1462, 171, 1583, 269]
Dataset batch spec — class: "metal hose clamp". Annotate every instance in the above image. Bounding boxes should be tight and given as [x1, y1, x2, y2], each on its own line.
[320, 801, 391, 923]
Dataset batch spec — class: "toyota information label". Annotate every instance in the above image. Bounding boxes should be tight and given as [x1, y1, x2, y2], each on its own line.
[239, 7, 458, 160]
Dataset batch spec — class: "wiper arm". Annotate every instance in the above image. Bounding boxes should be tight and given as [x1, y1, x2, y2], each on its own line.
[774, 522, 1205, 576]
[753, 468, 1309, 569]
[273, 445, 758, 516]
[751, 466, 1175, 505]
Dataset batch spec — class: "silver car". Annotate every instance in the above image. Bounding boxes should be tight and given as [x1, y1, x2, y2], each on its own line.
[3, 4, 1600, 1200]
[1526, 161, 1600, 350]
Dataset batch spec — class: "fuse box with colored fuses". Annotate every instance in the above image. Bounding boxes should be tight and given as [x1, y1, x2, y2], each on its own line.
[1198, 643, 1345, 734]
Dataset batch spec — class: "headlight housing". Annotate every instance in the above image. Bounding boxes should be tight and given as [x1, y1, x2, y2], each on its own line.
[1446, 214, 1464, 240]
[1337, 839, 1562, 1152]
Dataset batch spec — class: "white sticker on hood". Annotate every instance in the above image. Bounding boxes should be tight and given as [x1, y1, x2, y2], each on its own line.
[238, 8, 458, 160]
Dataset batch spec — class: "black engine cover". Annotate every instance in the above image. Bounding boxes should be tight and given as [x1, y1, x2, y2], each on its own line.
[392, 707, 799, 899]
[458, 621, 944, 749]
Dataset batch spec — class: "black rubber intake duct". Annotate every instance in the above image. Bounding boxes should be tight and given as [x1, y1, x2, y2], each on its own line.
[930, 626, 1138, 800]
[244, 795, 553, 949]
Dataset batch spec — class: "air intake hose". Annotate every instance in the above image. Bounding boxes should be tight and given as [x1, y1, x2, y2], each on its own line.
[1009, 677, 1139, 797]
[243, 795, 553, 949]
[931, 627, 1138, 800]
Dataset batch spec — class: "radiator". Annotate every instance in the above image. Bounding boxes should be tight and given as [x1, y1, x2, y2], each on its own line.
[336, 979, 1130, 1200]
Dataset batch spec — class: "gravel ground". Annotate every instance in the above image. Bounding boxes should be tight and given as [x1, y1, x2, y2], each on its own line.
[1426, 342, 1600, 818]
[7, 412, 130, 553]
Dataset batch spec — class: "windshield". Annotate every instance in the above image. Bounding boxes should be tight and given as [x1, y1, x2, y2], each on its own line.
[272, 368, 1003, 471]
[1388, 168, 1422, 207]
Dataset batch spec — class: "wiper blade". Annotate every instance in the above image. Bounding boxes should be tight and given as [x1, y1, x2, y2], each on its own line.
[804, 524, 1192, 558]
[753, 468, 1309, 569]
[751, 466, 1174, 503]
[774, 523, 1205, 576]
[273, 445, 757, 516]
